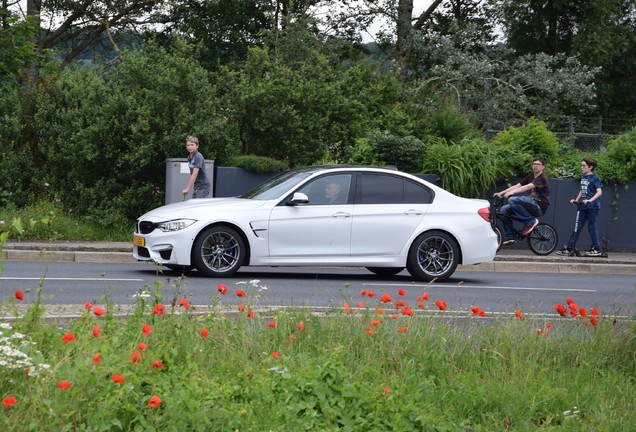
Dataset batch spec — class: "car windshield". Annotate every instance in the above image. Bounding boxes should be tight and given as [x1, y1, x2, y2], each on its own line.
[240, 170, 314, 200]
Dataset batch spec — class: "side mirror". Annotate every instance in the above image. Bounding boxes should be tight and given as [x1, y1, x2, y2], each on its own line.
[288, 192, 309, 205]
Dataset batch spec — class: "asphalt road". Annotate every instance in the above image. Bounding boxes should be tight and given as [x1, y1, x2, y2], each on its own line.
[2, 261, 634, 318]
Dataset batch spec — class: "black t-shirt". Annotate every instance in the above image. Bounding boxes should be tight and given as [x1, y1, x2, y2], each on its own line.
[520, 172, 550, 214]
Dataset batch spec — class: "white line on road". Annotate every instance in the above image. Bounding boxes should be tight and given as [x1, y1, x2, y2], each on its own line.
[0, 277, 144, 282]
[361, 283, 596, 293]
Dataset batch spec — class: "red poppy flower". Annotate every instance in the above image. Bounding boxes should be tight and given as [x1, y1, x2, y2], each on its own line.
[401, 305, 413, 316]
[235, 289, 247, 298]
[591, 307, 599, 316]
[394, 300, 405, 309]
[579, 307, 588, 317]
[344, 303, 351, 313]
[515, 310, 524, 321]
[130, 351, 142, 364]
[2, 396, 17, 409]
[267, 321, 277, 328]
[237, 304, 246, 312]
[554, 304, 567, 316]
[270, 351, 281, 359]
[471, 306, 480, 315]
[200, 328, 209, 339]
[383, 387, 391, 394]
[247, 309, 256, 319]
[397, 326, 408, 333]
[142, 323, 152, 336]
[357, 302, 365, 308]
[93, 306, 104, 316]
[92, 353, 101, 365]
[178, 298, 190, 309]
[61, 332, 76, 344]
[435, 300, 446, 311]
[57, 380, 72, 390]
[92, 325, 101, 338]
[590, 316, 598, 326]
[360, 290, 368, 297]
[296, 322, 305, 331]
[112, 374, 125, 384]
[217, 283, 228, 295]
[421, 292, 429, 301]
[150, 360, 164, 370]
[15, 291, 24, 301]
[365, 327, 375, 336]
[367, 290, 375, 298]
[380, 293, 392, 303]
[137, 342, 148, 351]
[85, 302, 93, 309]
[147, 395, 162, 409]
[547, 322, 553, 329]
[397, 288, 406, 297]
[152, 304, 165, 316]
[566, 297, 574, 305]
[390, 314, 398, 319]
[371, 320, 381, 326]
[417, 301, 425, 309]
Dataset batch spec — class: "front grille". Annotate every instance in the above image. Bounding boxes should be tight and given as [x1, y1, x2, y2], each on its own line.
[137, 221, 156, 234]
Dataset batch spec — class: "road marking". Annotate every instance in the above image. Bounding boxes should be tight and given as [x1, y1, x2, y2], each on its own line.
[361, 282, 596, 293]
[0, 277, 144, 282]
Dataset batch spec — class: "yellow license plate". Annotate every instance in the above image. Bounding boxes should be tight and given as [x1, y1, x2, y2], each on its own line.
[133, 236, 145, 247]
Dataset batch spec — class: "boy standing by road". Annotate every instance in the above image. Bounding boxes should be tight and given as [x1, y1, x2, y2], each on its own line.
[556, 157, 604, 256]
[182, 135, 211, 199]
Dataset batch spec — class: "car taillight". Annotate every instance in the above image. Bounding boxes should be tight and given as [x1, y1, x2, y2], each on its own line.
[478, 207, 491, 222]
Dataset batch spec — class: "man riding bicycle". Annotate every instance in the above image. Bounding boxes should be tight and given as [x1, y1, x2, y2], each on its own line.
[494, 156, 551, 245]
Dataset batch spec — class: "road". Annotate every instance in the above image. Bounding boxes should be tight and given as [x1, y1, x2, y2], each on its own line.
[1, 261, 634, 318]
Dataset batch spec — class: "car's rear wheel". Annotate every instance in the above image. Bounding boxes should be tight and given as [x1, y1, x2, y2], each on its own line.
[192, 226, 245, 277]
[366, 267, 404, 277]
[406, 231, 459, 282]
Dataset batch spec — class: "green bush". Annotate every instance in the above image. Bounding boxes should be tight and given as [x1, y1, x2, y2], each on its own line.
[370, 133, 426, 173]
[226, 155, 289, 174]
[600, 127, 636, 184]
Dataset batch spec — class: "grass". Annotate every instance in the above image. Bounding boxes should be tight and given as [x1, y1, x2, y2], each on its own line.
[0, 200, 131, 242]
[1, 274, 635, 431]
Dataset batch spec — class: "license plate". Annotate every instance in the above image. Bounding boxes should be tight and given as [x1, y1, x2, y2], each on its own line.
[133, 236, 145, 247]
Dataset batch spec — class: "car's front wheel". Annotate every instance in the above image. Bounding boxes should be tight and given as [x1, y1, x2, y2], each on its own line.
[406, 231, 459, 282]
[192, 226, 245, 277]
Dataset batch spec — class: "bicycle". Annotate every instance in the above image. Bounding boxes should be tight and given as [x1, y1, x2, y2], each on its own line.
[490, 195, 558, 255]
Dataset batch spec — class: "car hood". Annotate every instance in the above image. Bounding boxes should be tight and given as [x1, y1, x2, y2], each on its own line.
[139, 197, 270, 221]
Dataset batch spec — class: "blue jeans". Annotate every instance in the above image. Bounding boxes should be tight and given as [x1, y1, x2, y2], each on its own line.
[500, 196, 543, 237]
[567, 207, 600, 249]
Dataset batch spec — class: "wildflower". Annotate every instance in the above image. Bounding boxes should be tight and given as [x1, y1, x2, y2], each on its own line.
[147, 395, 162, 409]
[471, 306, 485, 316]
[271, 352, 281, 359]
[150, 360, 164, 370]
[237, 304, 246, 312]
[92, 353, 101, 365]
[375, 307, 384, 315]
[85, 302, 93, 309]
[142, 324, 152, 336]
[390, 314, 398, 319]
[401, 305, 413, 316]
[217, 283, 228, 295]
[57, 380, 72, 390]
[397, 288, 406, 297]
[397, 326, 408, 333]
[344, 303, 351, 313]
[383, 387, 391, 394]
[515, 310, 525, 321]
[380, 293, 392, 303]
[15, 291, 24, 301]
[366, 290, 375, 298]
[394, 300, 405, 309]
[296, 322, 305, 331]
[566, 298, 574, 305]
[554, 304, 567, 317]
[130, 351, 142, 364]
[365, 327, 375, 336]
[547, 322, 553, 329]
[2, 396, 17, 409]
[200, 328, 209, 339]
[137, 342, 148, 351]
[435, 300, 447, 311]
[235, 289, 247, 298]
[93, 306, 104, 316]
[247, 309, 256, 319]
[421, 292, 430, 301]
[360, 290, 368, 297]
[152, 304, 165, 316]
[267, 321, 277, 328]
[591, 307, 599, 316]
[179, 298, 190, 309]
[590, 317, 598, 327]
[92, 325, 101, 338]
[112, 374, 125, 384]
[61, 332, 76, 344]
[371, 320, 381, 327]
[579, 307, 588, 318]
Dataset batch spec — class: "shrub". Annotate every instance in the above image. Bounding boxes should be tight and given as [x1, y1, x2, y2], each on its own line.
[600, 128, 636, 184]
[226, 155, 289, 174]
[370, 134, 426, 173]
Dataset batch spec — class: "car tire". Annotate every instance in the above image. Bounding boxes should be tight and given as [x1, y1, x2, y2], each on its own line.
[366, 267, 405, 277]
[192, 226, 245, 277]
[406, 231, 459, 282]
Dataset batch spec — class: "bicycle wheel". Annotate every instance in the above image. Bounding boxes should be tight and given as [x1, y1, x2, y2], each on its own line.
[492, 225, 503, 252]
[527, 223, 558, 255]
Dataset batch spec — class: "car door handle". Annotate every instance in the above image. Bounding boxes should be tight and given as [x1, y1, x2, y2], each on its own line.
[404, 210, 423, 215]
[332, 212, 351, 218]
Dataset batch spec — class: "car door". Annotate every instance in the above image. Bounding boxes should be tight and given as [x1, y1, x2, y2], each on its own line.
[268, 174, 354, 259]
[350, 173, 432, 256]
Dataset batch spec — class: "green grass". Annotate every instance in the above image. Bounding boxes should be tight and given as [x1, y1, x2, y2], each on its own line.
[1, 277, 634, 431]
[0, 201, 131, 242]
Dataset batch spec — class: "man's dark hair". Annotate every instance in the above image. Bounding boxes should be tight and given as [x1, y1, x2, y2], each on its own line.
[533, 156, 546, 166]
[582, 157, 597, 171]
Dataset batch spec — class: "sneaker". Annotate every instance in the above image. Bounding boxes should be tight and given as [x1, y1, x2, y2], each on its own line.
[583, 248, 603, 257]
[502, 237, 517, 246]
[556, 246, 572, 256]
[521, 218, 539, 236]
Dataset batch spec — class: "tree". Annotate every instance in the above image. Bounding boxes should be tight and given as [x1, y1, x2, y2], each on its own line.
[0, 6, 39, 87]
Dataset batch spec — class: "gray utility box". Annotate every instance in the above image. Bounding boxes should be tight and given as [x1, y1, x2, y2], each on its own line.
[165, 158, 214, 204]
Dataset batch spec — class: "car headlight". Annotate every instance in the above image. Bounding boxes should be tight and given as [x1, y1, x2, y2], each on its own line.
[157, 219, 196, 232]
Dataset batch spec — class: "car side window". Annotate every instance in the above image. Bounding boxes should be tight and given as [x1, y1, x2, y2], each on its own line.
[297, 174, 352, 205]
[357, 174, 433, 204]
